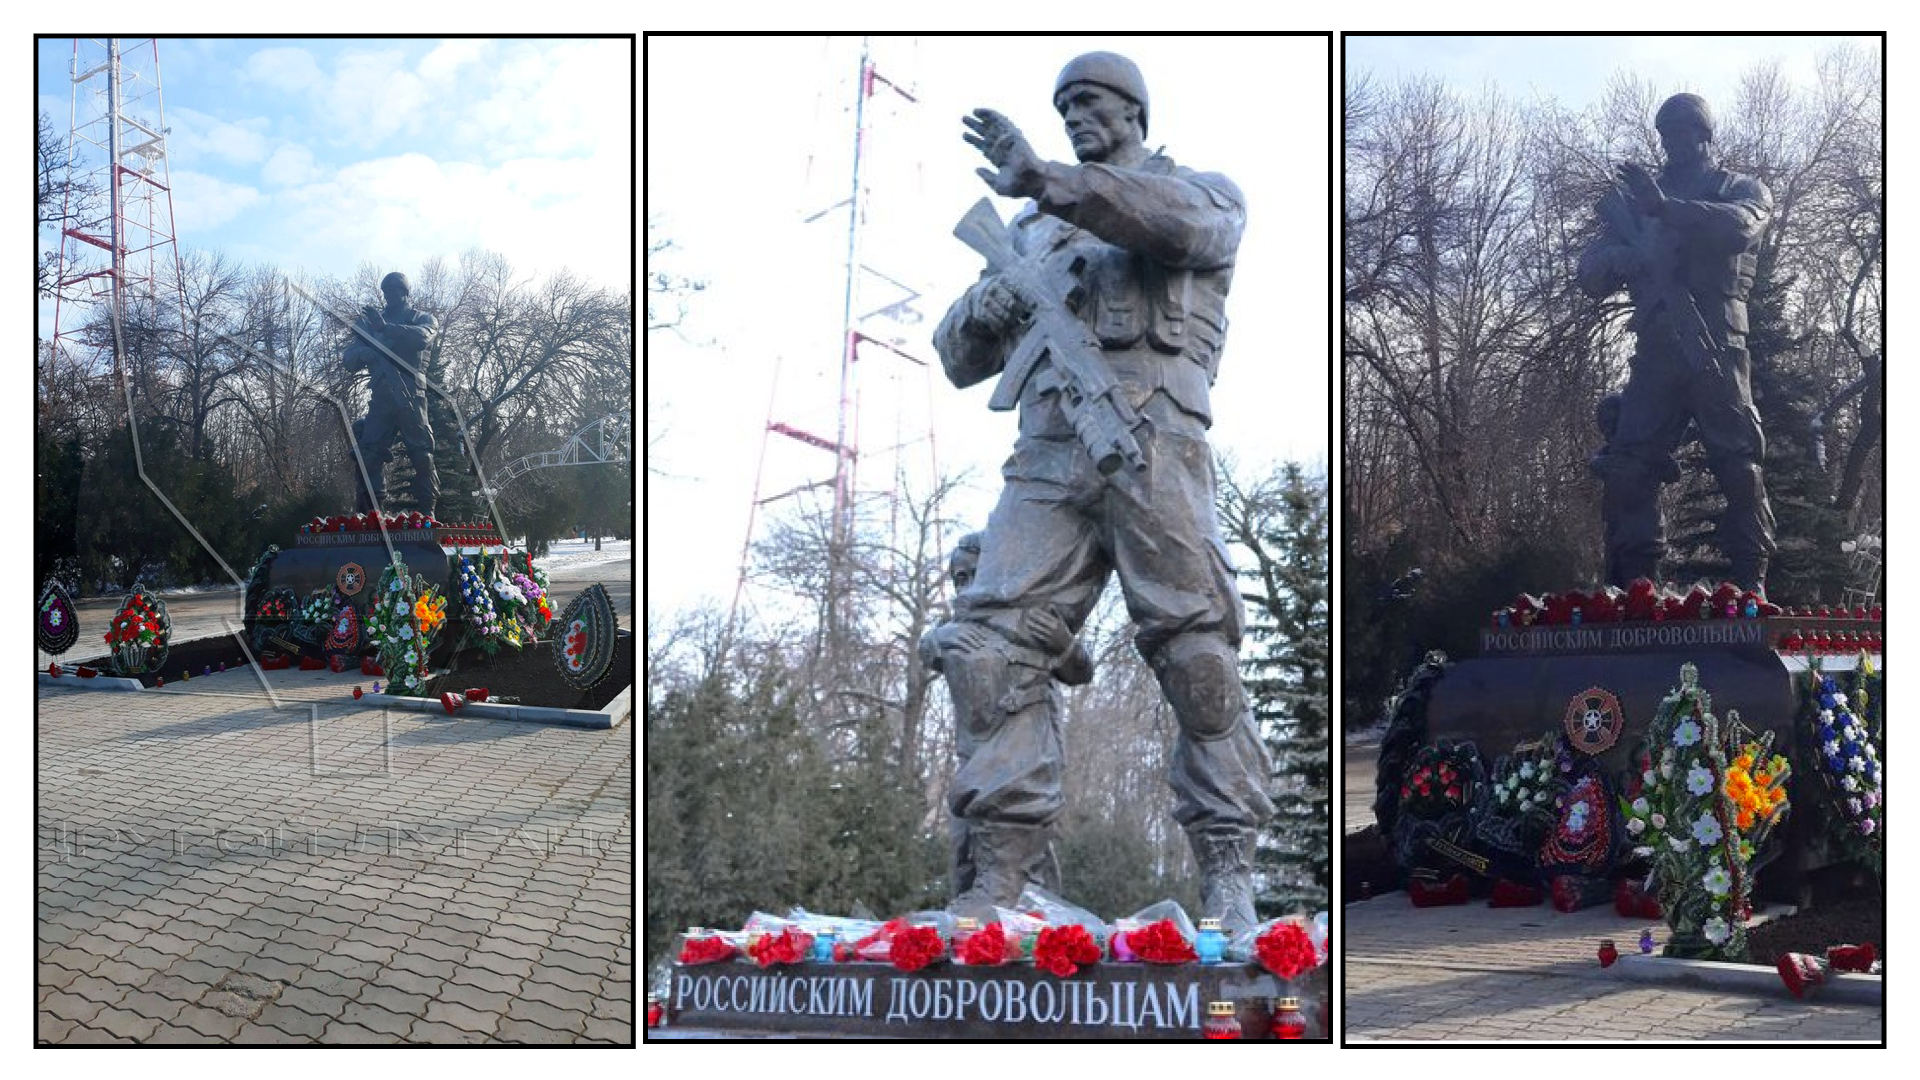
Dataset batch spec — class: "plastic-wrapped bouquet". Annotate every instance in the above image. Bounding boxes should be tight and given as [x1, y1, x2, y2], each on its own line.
[1110, 901, 1198, 964]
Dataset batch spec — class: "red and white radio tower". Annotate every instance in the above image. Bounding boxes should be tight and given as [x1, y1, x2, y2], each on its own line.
[49, 38, 191, 367]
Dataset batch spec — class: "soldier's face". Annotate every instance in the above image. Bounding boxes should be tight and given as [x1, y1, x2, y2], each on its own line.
[950, 551, 978, 589]
[1657, 121, 1709, 170]
[382, 281, 409, 308]
[1055, 83, 1139, 163]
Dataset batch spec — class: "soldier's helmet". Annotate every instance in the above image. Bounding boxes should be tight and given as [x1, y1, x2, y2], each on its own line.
[380, 271, 411, 297]
[1654, 93, 1714, 141]
[949, 532, 984, 585]
[1054, 51, 1149, 138]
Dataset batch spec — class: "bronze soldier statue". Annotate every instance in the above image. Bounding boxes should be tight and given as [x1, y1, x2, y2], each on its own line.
[932, 52, 1275, 931]
[344, 271, 439, 518]
[1579, 93, 1776, 591]
[921, 532, 1092, 901]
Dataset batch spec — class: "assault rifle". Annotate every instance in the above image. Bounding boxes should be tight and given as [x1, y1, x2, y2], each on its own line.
[1599, 182, 1725, 378]
[951, 198, 1146, 475]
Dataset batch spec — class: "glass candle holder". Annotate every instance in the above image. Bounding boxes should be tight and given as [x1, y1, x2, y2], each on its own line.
[1203, 1000, 1242, 1041]
[811, 928, 835, 963]
[1195, 917, 1226, 964]
[1269, 996, 1306, 1040]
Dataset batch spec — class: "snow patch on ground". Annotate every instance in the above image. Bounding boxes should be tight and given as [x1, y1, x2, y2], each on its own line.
[525, 538, 632, 570]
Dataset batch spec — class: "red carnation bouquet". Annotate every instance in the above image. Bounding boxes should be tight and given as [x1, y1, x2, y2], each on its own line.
[1034, 924, 1103, 978]
[1110, 901, 1198, 963]
[677, 932, 740, 966]
[889, 925, 947, 972]
[1120, 919, 1198, 964]
[748, 926, 813, 968]
[844, 914, 957, 965]
[1253, 921, 1319, 980]
[958, 922, 1011, 966]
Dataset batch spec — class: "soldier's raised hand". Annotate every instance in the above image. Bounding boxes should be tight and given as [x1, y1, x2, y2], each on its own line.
[1616, 162, 1665, 215]
[964, 108, 1045, 199]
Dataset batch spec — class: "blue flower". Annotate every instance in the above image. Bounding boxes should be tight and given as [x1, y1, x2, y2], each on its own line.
[1673, 719, 1702, 747]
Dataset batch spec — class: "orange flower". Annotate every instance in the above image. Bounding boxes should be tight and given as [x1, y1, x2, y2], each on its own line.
[1736, 808, 1755, 830]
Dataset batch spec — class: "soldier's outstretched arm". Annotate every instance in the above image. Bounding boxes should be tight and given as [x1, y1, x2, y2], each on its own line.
[382, 312, 437, 352]
[1032, 165, 1245, 270]
[1657, 175, 1772, 254]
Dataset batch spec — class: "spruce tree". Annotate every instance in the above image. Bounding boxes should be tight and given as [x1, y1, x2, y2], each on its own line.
[1240, 463, 1331, 917]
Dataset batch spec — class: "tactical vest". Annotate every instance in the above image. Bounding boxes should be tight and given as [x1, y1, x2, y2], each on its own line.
[1008, 181, 1233, 436]
[1630, 167, 1762, 348]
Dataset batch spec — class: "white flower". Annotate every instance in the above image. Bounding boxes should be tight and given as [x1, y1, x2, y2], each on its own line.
[399, 624, 414, 640]
[1673, 719, 1701, 747]
[1668, 836, 1691, 853]
[1691, 813, 1723, 846]
[1632, 797, 1650, 816]
[1643, 769, 1657, 788]
[1685, 766, 1714, 797]
[1849, 757, 1866, 774]
[1519, 762, 1535, 780]
[1847, 798, 1863, 817]
[49, 609, 62, 627]
[1702, 866, 1732, 897]
[1841, 775, 1859, 792]
[1703, 916, 1731, 946]
[1660, 759, 1674, 779]
[1627, 818, 1646, 836]
[404, 650, 417, 665]
[1651, 813, 1667, 829]
[1823, 740, 1841, 757]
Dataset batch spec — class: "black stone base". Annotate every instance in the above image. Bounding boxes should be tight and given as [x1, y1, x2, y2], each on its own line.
[664, 959, 1329, 1041]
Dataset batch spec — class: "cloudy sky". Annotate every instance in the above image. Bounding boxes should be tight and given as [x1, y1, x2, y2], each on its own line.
[36, 36, 633, 298]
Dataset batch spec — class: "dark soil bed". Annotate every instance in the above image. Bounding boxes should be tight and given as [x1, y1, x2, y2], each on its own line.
[62, 630, 634, 712]
[423, 630, 632, 712]
[1744, 897, 1883, 966]
[66, 635, 256, 689]
[1347, 823, 1881, 968]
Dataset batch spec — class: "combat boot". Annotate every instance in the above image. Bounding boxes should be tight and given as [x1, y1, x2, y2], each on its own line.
[949, 821, 1047, 920]
[1188, 826, 1259, 935]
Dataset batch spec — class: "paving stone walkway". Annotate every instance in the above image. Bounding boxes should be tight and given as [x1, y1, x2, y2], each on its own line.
[1343, 893, 1881, 1042]
[37, 680, 633, 1044]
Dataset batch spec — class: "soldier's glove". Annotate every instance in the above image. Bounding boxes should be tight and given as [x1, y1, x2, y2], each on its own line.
[973, 277, 1033, 334]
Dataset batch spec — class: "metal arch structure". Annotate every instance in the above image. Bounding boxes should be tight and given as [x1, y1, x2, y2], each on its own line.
[477, 414, 631, 497]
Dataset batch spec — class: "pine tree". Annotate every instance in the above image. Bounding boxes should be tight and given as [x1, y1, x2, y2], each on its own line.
[1233, 463, 1331, 917]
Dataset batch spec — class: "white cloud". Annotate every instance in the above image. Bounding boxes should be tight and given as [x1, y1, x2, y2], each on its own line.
[261, 144, 318, 187]
[451, 40, 630, 158]
[260, 145, 629, 290]
[166, 106, 272, 167]
[420, 39, 489, 85]
[240, 46, 325, 95]
[323, 49, 430, 144]
[168, 170, 264, 233]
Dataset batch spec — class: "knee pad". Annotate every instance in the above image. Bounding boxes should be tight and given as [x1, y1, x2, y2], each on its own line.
[1148, 634, 1246, 741]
